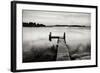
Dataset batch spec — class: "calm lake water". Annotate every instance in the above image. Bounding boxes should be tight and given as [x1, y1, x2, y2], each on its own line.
[22, 27, 91, 52]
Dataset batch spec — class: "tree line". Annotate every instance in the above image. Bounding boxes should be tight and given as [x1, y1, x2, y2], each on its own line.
[23, 22, 46, 27]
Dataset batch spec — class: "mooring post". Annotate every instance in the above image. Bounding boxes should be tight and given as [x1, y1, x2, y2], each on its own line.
[64, 32, 66, 41]
[49, 32, 51, 41]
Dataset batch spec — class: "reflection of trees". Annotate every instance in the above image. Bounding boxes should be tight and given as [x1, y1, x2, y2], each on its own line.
[23, 22, 46, 27]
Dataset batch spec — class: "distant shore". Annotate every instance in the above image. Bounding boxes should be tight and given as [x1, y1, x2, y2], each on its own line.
[23, 22, 90, 28]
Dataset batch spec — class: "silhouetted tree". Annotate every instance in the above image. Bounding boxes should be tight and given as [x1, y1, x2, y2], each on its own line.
[23, 22, 46, 27]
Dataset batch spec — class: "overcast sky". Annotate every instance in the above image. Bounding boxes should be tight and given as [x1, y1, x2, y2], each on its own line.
[22, 10, 91, 26]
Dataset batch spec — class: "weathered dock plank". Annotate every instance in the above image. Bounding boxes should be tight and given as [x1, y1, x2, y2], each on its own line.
[56, 39, 70, 61]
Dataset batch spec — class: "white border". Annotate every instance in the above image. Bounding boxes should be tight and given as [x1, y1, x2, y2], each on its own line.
[16, 3, 96, 70]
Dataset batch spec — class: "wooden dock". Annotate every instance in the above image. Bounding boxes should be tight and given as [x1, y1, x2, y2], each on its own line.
[56, 38, 70, 61]
[49, 32, 70, 61]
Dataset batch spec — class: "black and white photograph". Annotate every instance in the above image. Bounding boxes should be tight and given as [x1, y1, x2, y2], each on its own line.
[11, 1, 97, 72]
[22, 10, 91, 63]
